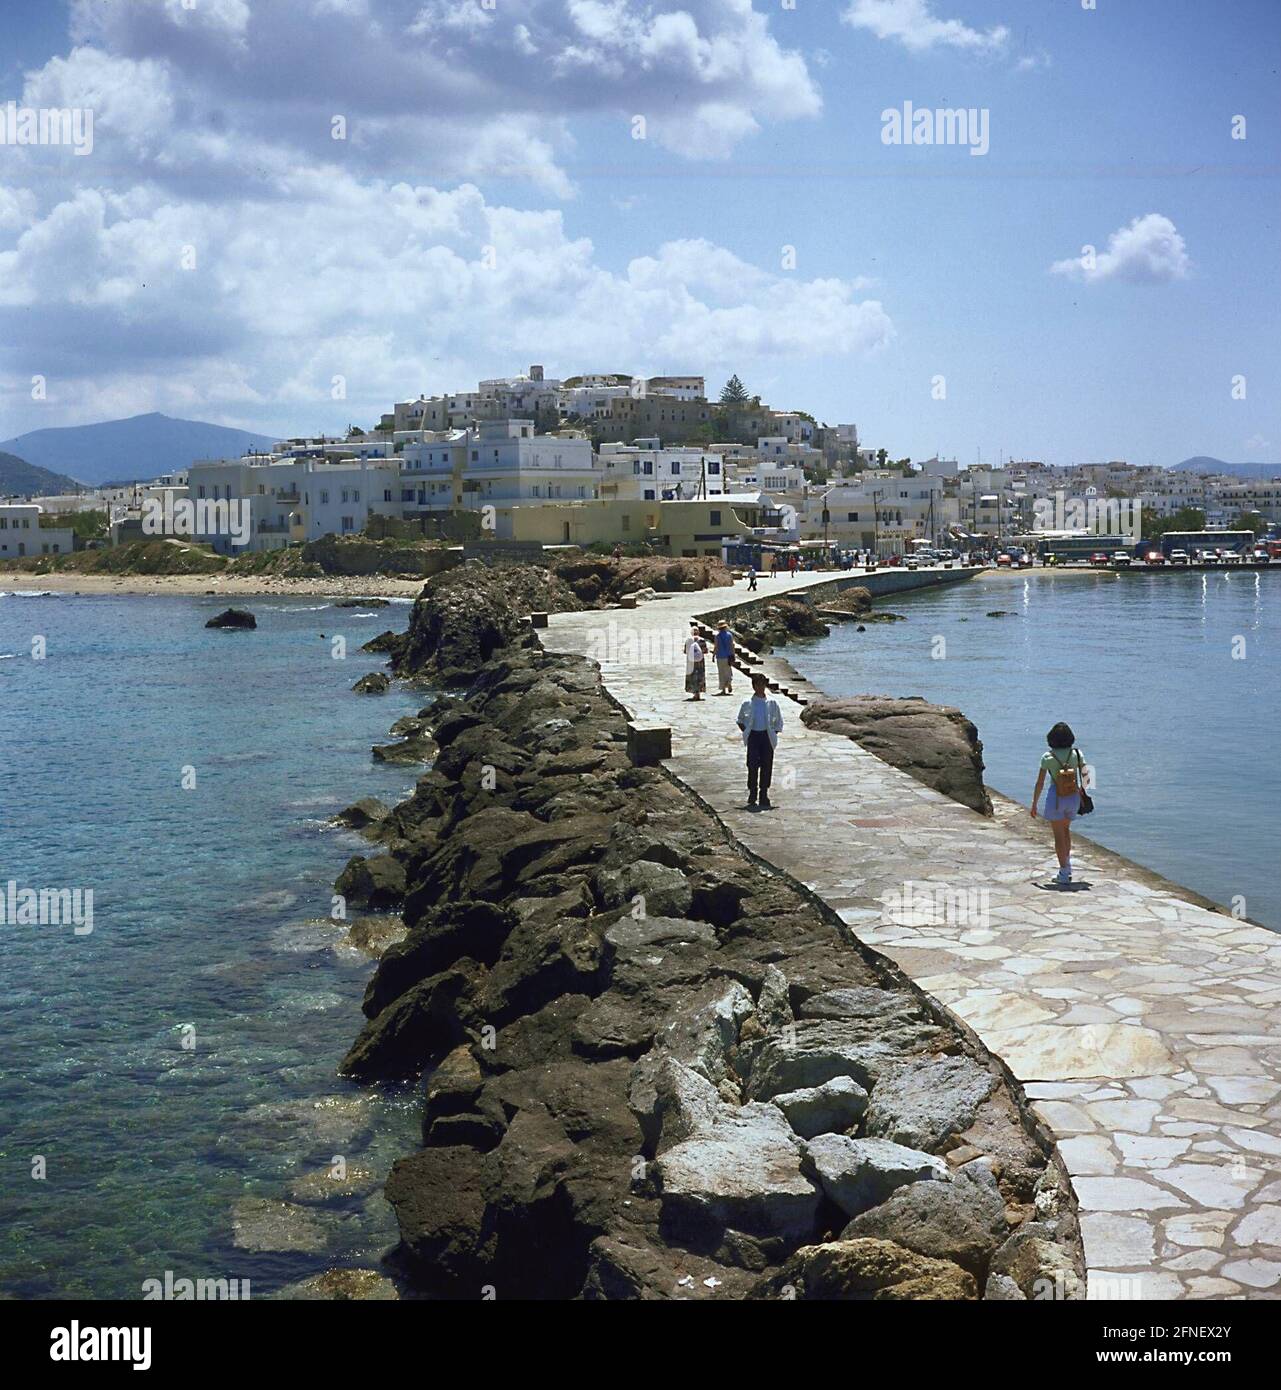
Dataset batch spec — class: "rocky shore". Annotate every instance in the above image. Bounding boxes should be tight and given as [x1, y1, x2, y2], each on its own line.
[332, 562, 1084, 1300]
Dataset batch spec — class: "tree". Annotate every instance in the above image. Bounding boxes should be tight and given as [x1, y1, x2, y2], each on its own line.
[1142, 506, 1205, 540]
[719, 375, 750, 405]
[876, 448, 888, 468]
[1233, 510, 1267, 536]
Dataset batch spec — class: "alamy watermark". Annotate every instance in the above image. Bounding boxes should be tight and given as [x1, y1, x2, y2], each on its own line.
[1032, 491, 1143, 540]
[0, 101, 93, 155]
[142, 494, 253, 548]
[0, 880, 94, 935]
[585, 621, 692, 668]
[881, 879, 990, 929]
[881, 101, 989, 157]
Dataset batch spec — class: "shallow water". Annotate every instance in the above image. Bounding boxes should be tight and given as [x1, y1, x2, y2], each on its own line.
[790, 569, 1278, 930]
[0, 592, 422, 1298]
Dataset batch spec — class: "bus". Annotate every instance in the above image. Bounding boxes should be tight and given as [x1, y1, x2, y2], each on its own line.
[1033, 533, 1130, 564]
[1158, 531, 1254, 560]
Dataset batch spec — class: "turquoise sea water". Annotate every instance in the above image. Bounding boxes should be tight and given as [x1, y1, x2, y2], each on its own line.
[0, 591, 423, 1299]
[790, 569, 1279, 931]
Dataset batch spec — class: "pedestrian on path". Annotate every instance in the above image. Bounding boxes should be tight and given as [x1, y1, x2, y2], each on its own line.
[684, 625, 707, 700]
[1031, 721, 1089, 885]
[713, 620, 735, 695]
[747, 562, 758, 591]
[737, 672, 783, 810]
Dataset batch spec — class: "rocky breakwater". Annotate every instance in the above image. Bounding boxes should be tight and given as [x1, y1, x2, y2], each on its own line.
[334, 564, 1081, 1299]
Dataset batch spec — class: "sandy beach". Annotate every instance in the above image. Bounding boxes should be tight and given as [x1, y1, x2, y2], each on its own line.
[1, 572, 427, 598]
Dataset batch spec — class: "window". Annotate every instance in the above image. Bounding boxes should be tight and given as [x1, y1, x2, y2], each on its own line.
[708, 461, 720, 474]
[643, 461, 653, 475]
[320, 490, 329, 504]
[710, 510, 721, 526]
[621, 514, 631, 532]
[847, 512, 859, 522]
[671, 462, 681, 475]
[644, 489, 655, 501]
[341, 516, 355, 532]
[197, 485, 206, 499]
[353, 489, 360, 503]
[384, 489, 392, 502]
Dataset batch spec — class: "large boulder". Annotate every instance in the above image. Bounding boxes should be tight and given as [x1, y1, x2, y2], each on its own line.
[334, 853, 406, 909]
[770, 1076, 869, 1140]
[841, 1164, 1009, 1277]
[340, 963, 483, 1080]
[654, 1103, 822, 1241]
[384, 1145, 494, 1288]
[751, 1238, 976, 1300]
[803, 1135, 950, 1219]
[864, 1055, 996, 1153]
[801, 695, 992, 815]
[743, 1017, 941, 1100]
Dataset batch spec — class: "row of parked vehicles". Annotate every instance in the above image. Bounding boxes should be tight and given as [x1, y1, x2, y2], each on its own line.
[1087, 546, 1275, 568]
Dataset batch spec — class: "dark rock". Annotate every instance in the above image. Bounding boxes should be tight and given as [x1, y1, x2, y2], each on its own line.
[334, 853, 406, 909]
[205, 607, 256, 629]
[801, 695, 993, 816]
[340, 962, 484, 1080]
[352, 671, 391, 694]
[385, 1146, 495, 1289]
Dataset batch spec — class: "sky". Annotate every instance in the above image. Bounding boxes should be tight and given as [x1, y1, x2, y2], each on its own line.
[0, 0, 1278, 466]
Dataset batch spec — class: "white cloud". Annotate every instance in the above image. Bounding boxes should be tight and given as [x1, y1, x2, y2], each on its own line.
[59, 0, 820, 184]
[1051, 214, 1191, 285]
[843, 0, 1009, 55]
[0, 178, 890, 427]
[0, 186, 38, 232]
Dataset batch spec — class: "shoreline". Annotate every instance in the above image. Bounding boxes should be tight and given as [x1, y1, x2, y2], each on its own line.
[1, 572, 427, 598]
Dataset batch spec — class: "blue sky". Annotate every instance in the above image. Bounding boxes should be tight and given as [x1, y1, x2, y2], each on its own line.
[1, 0, 1277, 466]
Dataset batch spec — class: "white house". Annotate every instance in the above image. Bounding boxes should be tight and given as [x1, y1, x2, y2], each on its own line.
[0, 502, 76, 559]
[185, 455, 401, 553]
[459, 420, 599, 535]
[597, 439, 725, 501]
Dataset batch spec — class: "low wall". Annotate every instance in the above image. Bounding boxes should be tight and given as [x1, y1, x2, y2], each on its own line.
[696, 566, 980, 625]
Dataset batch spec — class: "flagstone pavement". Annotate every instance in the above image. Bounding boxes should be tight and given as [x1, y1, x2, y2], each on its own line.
[541, 569, 1281, 1300]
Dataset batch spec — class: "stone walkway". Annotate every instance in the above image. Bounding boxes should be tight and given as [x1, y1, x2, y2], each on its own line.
[542, 571, 1281, 1300]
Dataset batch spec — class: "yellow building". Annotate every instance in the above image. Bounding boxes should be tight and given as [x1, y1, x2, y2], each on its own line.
[498, 496, 766, 557]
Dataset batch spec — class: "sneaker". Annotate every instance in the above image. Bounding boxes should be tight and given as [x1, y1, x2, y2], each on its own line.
[1056, 868, 1071, 886]
[759, 796, 773, 810]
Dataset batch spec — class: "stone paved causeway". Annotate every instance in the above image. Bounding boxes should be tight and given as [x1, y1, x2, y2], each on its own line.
[542, 570, 1281, 1300]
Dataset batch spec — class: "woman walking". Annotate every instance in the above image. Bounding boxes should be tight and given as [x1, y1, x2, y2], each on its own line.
[684, 626, 707, 701]
[1031, 722, 1088, 886]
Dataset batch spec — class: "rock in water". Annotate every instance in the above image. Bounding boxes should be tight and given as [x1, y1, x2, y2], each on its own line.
[352, 672, 391, 694]
[801, 695, 992, 815]
[205, 607, 256, 629]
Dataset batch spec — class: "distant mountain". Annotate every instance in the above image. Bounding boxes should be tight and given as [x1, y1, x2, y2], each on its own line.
[1173, 456, 1281, 479]
[0, 413, 279, 486]
[0, 451, 85, 498]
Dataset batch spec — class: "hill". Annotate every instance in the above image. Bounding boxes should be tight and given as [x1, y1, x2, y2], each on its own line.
[1173, 456, 1281, 479]
[0, 413, 279, 486]
[0, 450, 85, 497]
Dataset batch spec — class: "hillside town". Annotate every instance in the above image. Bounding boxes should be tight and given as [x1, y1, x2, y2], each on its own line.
[4, 367, 1280, 566]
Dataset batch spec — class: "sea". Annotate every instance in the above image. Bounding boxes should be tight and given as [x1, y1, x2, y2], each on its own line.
[0, 590, 424, 1299]
[790, 567, 1279, 931]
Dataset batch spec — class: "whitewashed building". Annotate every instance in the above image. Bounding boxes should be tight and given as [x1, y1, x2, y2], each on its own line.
[0, 502, 76, 558]
[597, 439, 725, 502]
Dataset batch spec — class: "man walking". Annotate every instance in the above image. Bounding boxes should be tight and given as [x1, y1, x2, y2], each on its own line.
[747, 562, 758, 591]
[713, 620, 735, 695]
[736, 672, 783, 810]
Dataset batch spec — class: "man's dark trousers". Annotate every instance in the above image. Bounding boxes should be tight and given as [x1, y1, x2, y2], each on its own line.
[746, 730, 774, 801]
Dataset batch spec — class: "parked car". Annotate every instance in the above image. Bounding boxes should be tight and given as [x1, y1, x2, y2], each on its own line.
[1089, 551, 1110, 566]
[995, 551, 1014, 567]
[1111, 551, 1132, 567]
[1143, 550, 1165, 565]
[1169, 550, 1190, 565]
[1251, 548, 1271, 563]
[1220, 549, 1243, 565]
